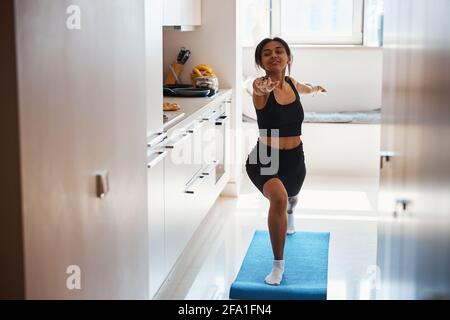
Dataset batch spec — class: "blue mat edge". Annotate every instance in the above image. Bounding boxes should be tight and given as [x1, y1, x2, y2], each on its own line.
[229, 230, 331, 300]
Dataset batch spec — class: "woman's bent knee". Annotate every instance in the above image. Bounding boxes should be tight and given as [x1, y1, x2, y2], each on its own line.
[269, 193, 288, 210]
[262, 178, 288, 206]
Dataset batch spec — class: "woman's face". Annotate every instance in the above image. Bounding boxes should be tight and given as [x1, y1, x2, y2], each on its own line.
[260, 41, 291, 73]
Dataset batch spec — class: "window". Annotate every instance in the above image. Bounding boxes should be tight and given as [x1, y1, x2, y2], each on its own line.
[242, 0, 384, 47]
[271, 0, 364, 45]
[242, 0, 271, 47]
[363, 0, 384, 46]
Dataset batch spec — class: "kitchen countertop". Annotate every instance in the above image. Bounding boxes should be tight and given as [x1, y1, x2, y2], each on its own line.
[163, 89, 232, 132]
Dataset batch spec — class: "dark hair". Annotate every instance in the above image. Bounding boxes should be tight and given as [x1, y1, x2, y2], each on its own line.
[255, 37, 293, 75]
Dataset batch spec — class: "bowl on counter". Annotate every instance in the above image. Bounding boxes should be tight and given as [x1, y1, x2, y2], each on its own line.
[194, 76, 219, 97]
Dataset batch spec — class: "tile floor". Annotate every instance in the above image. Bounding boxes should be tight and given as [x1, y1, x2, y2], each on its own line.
[155, 168, 380, 300]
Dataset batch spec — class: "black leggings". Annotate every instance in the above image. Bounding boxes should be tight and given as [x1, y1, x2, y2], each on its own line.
[245, 140, 307, 197]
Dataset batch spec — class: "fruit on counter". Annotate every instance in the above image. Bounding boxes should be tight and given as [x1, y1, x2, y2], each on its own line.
[191, 63, 216, 84]
[196, 64, 214, 74]
[192, 67, 203, 77]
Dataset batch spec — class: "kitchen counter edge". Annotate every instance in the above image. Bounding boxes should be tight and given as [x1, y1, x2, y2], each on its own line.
[162, 89, 232, 134]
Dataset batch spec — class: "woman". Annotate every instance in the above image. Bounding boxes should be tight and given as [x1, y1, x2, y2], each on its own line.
[245, 37, 327, 285]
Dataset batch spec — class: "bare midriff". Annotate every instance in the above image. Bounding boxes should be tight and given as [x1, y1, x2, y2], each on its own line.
[259, 136, 302, 150]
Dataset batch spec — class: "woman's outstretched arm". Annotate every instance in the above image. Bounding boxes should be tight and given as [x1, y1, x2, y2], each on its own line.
[288, 76, 327, 95]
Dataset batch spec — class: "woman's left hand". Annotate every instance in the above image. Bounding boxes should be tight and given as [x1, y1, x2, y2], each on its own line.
[315, 85, 327, 95]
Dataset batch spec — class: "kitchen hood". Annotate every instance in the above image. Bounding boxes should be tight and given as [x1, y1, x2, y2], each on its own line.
[163, 25, 196, 32]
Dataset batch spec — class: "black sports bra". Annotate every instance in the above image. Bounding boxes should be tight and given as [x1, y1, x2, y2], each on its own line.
[255, 77, 304, 137]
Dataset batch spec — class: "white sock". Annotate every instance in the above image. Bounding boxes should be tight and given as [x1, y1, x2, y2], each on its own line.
[287, 213, 295, 235]
[265, 260, 284, 285]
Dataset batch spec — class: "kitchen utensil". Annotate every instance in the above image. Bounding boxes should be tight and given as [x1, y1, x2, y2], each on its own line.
[169, 65, 181, 84]
[164, 84, 194, 89]
[163, 87, 210, 97]
[177, 47, 187, 64]
[176, 47, 191, 65]
[163, 84, 194, 96]
[181, 50, 191, 64]
[165, 47, 191, 85]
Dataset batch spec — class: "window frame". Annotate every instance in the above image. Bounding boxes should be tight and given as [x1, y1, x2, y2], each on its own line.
[270, 0, 365, 45]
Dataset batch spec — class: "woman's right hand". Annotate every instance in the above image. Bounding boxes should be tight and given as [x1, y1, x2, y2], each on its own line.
[253, 76, 280, 96]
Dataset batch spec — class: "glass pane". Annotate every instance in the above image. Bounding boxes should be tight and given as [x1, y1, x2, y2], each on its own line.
[364, 0, 384, 46]
[280, 0, 355, 38]
[242, 0, 271, 47]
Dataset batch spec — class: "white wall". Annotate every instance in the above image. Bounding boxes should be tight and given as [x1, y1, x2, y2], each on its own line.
[243, 46, 383, 113]
[302, 123, 381, 178]
[242, 121, 381, 179]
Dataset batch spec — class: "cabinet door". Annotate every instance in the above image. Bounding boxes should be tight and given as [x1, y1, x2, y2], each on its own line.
[163, 0, 182, 26]
[378, 0, 418, 300]
[378, 0, 450, 300]
[163, 0, 201, 26]
[180, 0, 201, 25]
[187, 118, 212, 221]
[164, 132, 201, 270]
[377, 0, 407, 299]
[222, 100, 232, 184]
[16, 0, 149, 299]
[403, 0, 450, 300]
[199, 113, 218, 218]
[147, 148, 167, 298]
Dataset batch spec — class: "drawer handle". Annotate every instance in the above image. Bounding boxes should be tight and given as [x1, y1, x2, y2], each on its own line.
[202, 161, 217, 175]
[147, 151, 168, 168]
[164, 133, 190, 149]
[186, 120, 204, 133]
[380, 151, 395, 169]
[393, 198, 412, 218]
[215, 116, 228, 126]
[147, 131, 167, 148]
[202, 110, 217, 121]
[185, 175, 205, 194]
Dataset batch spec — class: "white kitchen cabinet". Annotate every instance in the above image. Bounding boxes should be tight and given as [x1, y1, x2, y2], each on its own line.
[184, 117, 213, 221]
[15, 0, 149, 299]
[160, 93, 232, 281]
[164, 131, 202, 270]
[376, 0, 450, 300]
[145, 0, 166, 299]
[162, 107, 218, 272]
[163, 0, 201, 27]
[197, 112, 218, 219]
[147, 147, 167, 298]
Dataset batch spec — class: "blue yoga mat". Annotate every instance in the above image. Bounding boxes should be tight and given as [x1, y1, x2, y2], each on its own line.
[229, 230, 330, 300]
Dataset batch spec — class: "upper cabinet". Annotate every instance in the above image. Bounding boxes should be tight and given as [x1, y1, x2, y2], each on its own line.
[163, 0, 201, 28]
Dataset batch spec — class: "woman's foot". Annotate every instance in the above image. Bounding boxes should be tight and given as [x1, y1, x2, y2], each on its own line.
[265, 260, 284, 285]
[287, 226, 296, 235]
